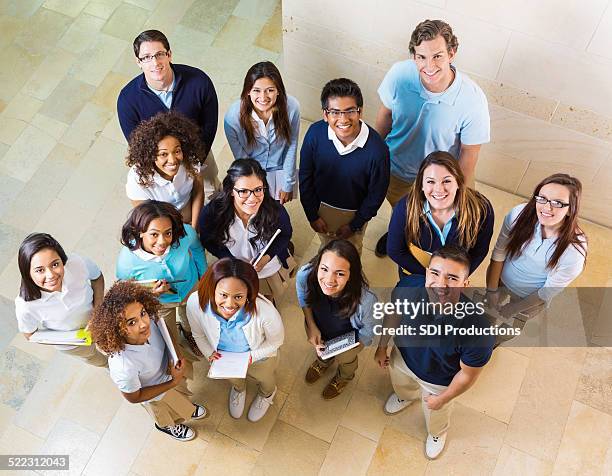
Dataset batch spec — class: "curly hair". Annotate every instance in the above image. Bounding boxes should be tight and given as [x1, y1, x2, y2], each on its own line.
[126, 111, 206, 187]
[89, 281, 161, 355]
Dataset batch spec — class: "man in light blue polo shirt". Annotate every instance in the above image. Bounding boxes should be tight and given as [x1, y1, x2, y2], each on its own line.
[374, 19, 490, 257]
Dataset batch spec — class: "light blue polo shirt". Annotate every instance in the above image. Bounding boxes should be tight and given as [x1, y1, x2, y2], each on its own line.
[378, 60, 490, 181]
[147, 75, 175, 109]
[424, 201, 455, 245]
[211, 305, 251, 353]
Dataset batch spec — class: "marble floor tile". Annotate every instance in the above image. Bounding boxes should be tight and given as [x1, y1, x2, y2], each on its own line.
[0, 296, 18, 352]
[320, 425, 377, 476]
[8, 334, 58, 362]
[0, 221, 28, 271]
[31, 113, 69, 140]
[13, 6, 72, 55]
[142, 0, 196, 32]
[57, 12, 106, 54]
[252, 420, 329, 476]
[493, 444, 553, 476]
[232, 0, 278, 22]
[22, 48, 77, 101]
[340, 389, 390, 442]
[130, 424, 208, 476]
[212, 15, 265, 49]
[1, 44, 42, 104]
[0, 124, 57, 182]
[101, 2, 149, 42]
[574, 347, 612, 416]
[425, 403, 507, 475]
[83, 0, 122, 19]
[504, 348, 585, 462]
[43, 0, 88, 18]
[180, 0, 240, 36]
[60, 102, 113, 153]
[1, 92, 43, 122]
[278, 356, 356, 443]
[0, 14, 24, 48]
[456, 347, 529, 424]
[0, 143, 81, 233]
[0, 176, 25, 218]
[0, 423, 44, 456]
[253, 2, 281, 53]
[552, 400, 612, 475]
[216, 381, 288, 451]
[0, 0, 44, 18]
[91, 71, 131, 111]
[366, 426, 428, 476]
[83, 402, 152, 476]
[38, 418, 100, 476]
[0, 402, 17, 439]
[72, 33, 129, 87]
[101, 114, 128, 145]
[14, 352, 85, 439]
[167, 24, 215, 65]
[59, 367, 123, 436]
[125, 0, 160, 10]
[195, 432, 260, 476]
[0, 346, 43, 410]
[0, 117, 27, 146]
[39, 77, 96, 124]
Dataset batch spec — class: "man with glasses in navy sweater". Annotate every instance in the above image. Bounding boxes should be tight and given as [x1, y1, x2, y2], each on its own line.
[298, 78, 389, 254]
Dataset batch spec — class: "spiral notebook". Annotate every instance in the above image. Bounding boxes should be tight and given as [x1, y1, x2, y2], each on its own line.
[320, 330, 359, 360]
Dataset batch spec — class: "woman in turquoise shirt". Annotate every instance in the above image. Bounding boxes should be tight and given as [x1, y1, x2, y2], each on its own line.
[116, 200, 207, 356]
[224, 61, 300, 204]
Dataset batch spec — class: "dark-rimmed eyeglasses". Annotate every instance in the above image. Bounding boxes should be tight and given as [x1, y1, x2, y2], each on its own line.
[138, 51, 169, 63]
[534, 195, 569, 208]
[233, 186, 266, 198]
[324, 108, 361, 118]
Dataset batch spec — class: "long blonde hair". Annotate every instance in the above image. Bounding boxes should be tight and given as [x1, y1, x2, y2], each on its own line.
[405, 151, 489, 249]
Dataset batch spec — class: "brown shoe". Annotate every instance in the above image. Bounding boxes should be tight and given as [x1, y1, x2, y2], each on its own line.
[322, 375, 352, 400]
[178, 324, 203, 358]
[305, 359, 331, 384]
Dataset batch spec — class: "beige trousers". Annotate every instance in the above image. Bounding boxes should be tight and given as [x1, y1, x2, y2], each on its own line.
[386, 174, 414, 208]
[142, 378, 195, 428]
[315, 344, 363, 380]
[228, 354, 278, 397]
[389, 346, 452, 437]
[61, 344, 108, 367]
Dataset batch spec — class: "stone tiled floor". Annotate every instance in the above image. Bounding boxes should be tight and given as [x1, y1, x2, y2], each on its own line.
[0, 1, 611, 475]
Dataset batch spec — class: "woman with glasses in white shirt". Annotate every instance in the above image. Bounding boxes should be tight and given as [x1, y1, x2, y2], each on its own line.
[125, 111, 206, 228]
[486, 173, 587, 320]
[224, 61, 300, 204]
[15, 233, 107, 367]
[197, 159, 294, 304]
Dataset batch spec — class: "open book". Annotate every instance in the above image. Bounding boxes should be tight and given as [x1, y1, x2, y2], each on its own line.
[30, 328, 92, 346]
[320, 330, 359, 360]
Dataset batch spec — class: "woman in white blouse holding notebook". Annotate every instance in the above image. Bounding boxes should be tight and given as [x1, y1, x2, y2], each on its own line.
[15, 232, 107, 367]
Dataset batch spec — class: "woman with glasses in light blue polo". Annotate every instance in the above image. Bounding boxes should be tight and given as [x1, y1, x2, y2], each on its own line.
[485, 173, 587, 319]
[197, 159, 295, 303]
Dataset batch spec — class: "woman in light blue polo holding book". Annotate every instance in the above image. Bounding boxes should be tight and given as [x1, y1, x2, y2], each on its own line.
[116, 200, 207, 356]
[224, 61, 300, 204]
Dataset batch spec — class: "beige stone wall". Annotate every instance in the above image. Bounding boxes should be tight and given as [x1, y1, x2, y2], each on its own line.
[281, 0, 612, 227]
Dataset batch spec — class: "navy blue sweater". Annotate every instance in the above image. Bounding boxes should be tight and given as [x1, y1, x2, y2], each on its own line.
[298, 121, 390, 230]
[117, 64, 218, 151]
[197, 201, 293, 268]
[387, 195, 494, 275]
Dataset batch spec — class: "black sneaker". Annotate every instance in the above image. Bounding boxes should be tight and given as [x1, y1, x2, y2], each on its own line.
[375, 233, 388, 257]
[154, 423, 195, 441]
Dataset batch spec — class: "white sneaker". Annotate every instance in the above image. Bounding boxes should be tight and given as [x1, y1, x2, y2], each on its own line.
[247, 387, 277, 422]
[425, 433, 447, 459]
[191, 403, 208, 420]
[229, 386, 247, 419]
[383, 392, 412, 415]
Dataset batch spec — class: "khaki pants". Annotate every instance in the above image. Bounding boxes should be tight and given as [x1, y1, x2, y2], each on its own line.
[317, 203, 367, 254]
[315, 344, 363, 381]
[142, 378, 195, 428]
[229, 354, 278, 397]
[258, 255, 297, 302]
[389, 346, 452, 437]
[386, 174, 414, 208]
[61, 344, 108, 367]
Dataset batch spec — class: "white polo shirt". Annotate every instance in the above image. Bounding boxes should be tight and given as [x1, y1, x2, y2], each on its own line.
[226, 214, 281, 279]
[108, 319, 171, 402]
[328, 120, 369, 155]
[125, 163, 198, 211]
[15, 254, 101, 350]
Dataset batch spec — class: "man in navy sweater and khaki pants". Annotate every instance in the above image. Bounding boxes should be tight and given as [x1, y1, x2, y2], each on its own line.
[299, 78, 390, 254]
[117, 29, 220, 200]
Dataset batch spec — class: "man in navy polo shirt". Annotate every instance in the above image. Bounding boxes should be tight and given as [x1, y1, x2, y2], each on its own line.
[117, 29, 220, 197]
[375, 245, 494, 459]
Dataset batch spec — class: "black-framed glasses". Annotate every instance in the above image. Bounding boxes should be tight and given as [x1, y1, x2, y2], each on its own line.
[324, 108, 361, 118]
[534, 195, 569, 208]
[138, 51, 169, 63]
[233, 186, 266, 198]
